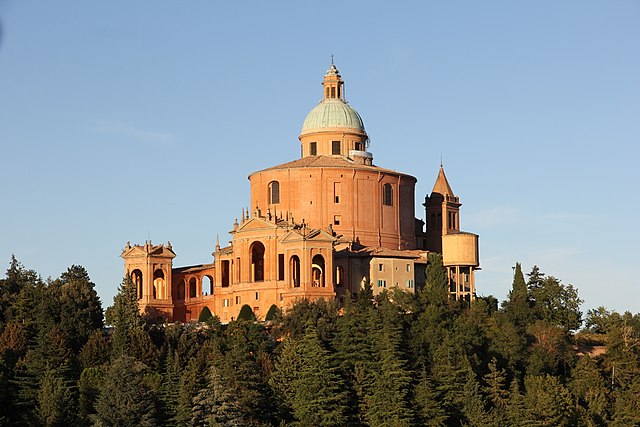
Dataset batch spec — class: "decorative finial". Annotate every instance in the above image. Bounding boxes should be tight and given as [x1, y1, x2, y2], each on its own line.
[440, 155, 443, 167]
[331, 54, 334, 65]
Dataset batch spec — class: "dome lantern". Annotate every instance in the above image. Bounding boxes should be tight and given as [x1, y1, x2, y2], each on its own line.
[299, 63, 369, 159]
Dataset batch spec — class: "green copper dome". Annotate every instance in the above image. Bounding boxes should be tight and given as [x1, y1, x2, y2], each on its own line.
[301, 98, 366, 134]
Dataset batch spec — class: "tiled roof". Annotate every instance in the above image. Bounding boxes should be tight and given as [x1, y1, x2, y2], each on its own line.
[254, 155, 413, 178]
[173, 263, 215, 273]
[336, 246, 429, 261]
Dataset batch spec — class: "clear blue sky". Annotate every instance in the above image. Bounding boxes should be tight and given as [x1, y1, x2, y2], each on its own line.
[1, 1, 638, 316]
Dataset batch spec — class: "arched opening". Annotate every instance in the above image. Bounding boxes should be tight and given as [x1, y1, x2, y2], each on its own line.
[189, 277, 197, 299]
[131, 269, 143, 300]
[335, 265, 344, 287]
[175, 278, 185, 300]
[290, 255, 300, 288]
[221, 260, 230, 287]
[312, 254, 325, 287]
[153, 269, 165, 299]
[383, 183, 393, 206]
[250, 241, 265, 282]
[202, 275, 213, 296]
[268, 181, 280, 205]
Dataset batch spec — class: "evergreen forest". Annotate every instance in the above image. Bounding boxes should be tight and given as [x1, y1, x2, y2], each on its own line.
[1, 254, 639, 426]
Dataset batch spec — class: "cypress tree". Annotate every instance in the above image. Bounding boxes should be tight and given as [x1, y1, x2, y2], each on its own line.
[265, 304, 279, 321]
[197, 306, 213, 323]
[504, 263, 531, 328]
[236, 304, 256, 322]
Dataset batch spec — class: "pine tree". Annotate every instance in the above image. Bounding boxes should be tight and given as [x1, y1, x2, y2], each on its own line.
[191, 365, 245, 427]
[157, 346, 181, 425]
[77, 366, 104, 425]
[332, 285, 375, 425]
[176, 357, 206, 426]
[56, 265, 103, 353]
[93, 356, 158, 426]
[107, 276, 143, 358]
[220, 334, 275, 426]
[569, 355, 608, 426]
[269, 337, 303, 421]
[78, 329, 110, 369]
[461, 370, 491, 427]
[364, 296, 414, 426]
[610, 375, 640, 427]
[482, 357, 509, 425]
[521, 375, 576, 426]
[36, 368, 76, 426]
[413, 369, 446, 426]
[276, 325, 349, 426]
[504, 378, 524, 426]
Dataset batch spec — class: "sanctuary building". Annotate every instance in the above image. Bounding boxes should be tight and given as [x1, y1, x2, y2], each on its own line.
[121, 64, 480, 323]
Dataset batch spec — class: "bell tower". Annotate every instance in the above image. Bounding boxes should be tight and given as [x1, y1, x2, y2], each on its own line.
[424, 165, 479, 302]
[424, 165, 461, 253]
[121, 240, 176, 320]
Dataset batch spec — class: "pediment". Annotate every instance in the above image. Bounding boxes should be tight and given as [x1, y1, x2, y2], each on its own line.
[280, 228, 338, 244]
[121, 244, 176, 259]
[235, 217, 278, 233]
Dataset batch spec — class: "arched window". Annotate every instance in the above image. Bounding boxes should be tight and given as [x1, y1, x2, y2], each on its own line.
[153, 269, 165, 299]
[335, 266, 344, 287]
[268, 181, 280, 204]
[312, 254, 325, 287]
[221, 260, 230, 287]
[202, 275, 213, 296]
[290, 255, 300, 288]
[189, 277, 197, 298]
[250, 241, 265, 282]
[131, 269, 143, 300]
[383, 183, 393, 206]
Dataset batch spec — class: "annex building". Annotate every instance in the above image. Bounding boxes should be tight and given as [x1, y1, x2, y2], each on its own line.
[121, 64, 480, 323]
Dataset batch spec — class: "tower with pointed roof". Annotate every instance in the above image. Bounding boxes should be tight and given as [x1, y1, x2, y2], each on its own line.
[424, 166, 479, 302]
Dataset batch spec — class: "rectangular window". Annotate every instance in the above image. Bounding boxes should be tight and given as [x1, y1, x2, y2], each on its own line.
[333, 215, 341, 226]
[278, 254, 285, 280]
[310, 142, 317, 156]
[223, 299, 229, 307]
[334, 182, 341, 203]
[406, 279, 414, 288]
[378, 263, 384, 272]
[255, 292, 259, 301]
[279, 293, 284, 302]
[332, 140, 341, 155]
[235, 296, 241, 305]
[377, 280, 386, 288]
[406, 263, 411, 272]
